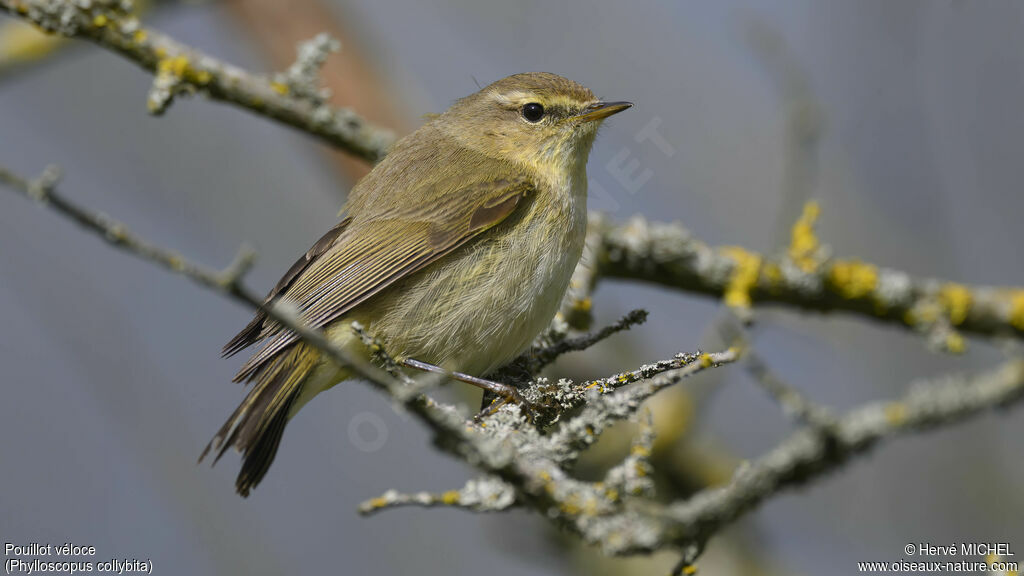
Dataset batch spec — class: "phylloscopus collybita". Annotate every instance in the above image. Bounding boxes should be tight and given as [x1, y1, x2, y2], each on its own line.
[201, 72, 631, 496]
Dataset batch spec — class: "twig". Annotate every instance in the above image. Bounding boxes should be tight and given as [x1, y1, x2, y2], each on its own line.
[0, 0, 395, 161]
[0, 163, 394, 389]
[359, 476, 516, 516]
[744, 348, 838, 432]
[519, 308, 648, 376]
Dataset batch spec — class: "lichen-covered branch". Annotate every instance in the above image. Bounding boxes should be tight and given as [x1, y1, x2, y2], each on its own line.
[655, 359, 1024, 550]
[0, 161, 737, 557]
[4, 154, 1023, 569]
[589, 211, 1024, 345]
[4, 2, 1021, 350]
[0, 0, 395, 161]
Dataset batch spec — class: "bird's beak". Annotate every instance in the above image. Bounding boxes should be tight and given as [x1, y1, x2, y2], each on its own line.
[574, 101, 633, 123]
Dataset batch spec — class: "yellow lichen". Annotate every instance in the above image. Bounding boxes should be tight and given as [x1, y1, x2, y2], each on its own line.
[682, 565, 698, 575]
[884, 403, 906, 426]
[157, 54, 188, 77]
[366, 497, 388, 509]
[789, 200, 822, 272]
[699, 353, 713, 368]
[1009, 290, 1024, 331]
[631, 444, 651, 458]
[133, 29, 148, 43]
[156, 54, 211, 86]
[828, 259, 878, 300]
[440, 491, 460, 505]
[560, 495, 582, 516]
[633, 462, 647, 478]
[573, 297, 592, 313]
[92, 14, 108, 27]
[945, 332, 966, 354]
[270, 81, 290, 95]
[721, 246, 762, 310]
[762, 261, 783, 291]
[939, 283, 972, 326]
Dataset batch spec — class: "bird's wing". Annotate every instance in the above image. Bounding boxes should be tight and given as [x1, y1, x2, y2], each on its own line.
[228, 174, 534, 381]
[223, 217, 352, 357]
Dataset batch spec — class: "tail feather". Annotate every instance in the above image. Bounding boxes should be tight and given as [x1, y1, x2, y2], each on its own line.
[200, 343, 319, 497]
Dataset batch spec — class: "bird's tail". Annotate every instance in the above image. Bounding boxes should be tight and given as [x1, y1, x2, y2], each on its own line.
[200, 343, 320, 497]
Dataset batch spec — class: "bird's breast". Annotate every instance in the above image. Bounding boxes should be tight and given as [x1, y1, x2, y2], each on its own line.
[370, 171, 588, 376]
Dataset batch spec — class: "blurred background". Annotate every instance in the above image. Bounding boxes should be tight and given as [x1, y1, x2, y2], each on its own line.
[1, 1, 1022, 574]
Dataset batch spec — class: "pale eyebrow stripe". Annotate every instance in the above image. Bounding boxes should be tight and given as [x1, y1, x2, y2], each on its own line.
[491, 91, 589, 110]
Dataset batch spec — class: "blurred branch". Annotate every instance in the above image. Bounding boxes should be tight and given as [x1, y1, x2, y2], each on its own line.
[5, 4, 1020, 350]
[589, 212, 1024, 345]
[0, 162, 395, 389]
[658, 358, 1024, 555]
[0, 0, 395, 161]
[223, 0, 412, 181]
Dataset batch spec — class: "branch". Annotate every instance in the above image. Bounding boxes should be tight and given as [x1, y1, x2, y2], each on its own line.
[0, 0, 395, 162]
[589, 213, 1024, 344]
[658, 359, 1024, 550]
[5, 2, 1020, 349]
[0, 163, 394, 389]
[5, 161, 1023, 568]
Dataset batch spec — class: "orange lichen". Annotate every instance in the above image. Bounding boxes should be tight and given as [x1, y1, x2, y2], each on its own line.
[788, 200, 822, 272]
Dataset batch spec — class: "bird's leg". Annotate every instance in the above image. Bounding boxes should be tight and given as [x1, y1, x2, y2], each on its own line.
[400, 358, 528, 421]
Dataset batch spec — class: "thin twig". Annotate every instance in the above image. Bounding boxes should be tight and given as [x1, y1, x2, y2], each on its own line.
[0, 163, 394, 389]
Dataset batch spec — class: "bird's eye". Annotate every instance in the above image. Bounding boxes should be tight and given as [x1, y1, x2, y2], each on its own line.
[521, 102, 545, 122]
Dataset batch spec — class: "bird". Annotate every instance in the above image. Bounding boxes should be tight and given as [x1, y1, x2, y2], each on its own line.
[200, 72, 631, 496]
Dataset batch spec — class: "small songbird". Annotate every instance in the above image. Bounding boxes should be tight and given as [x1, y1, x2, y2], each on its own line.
[201, 72, 631, 496]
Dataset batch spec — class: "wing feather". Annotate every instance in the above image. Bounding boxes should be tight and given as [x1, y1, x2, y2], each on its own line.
[230, 175, 533, 382]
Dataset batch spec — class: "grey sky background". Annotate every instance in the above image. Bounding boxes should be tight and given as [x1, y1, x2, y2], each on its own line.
[1, 1, 1022, 574]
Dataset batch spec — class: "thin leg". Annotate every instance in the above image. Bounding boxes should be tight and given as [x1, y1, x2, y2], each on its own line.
[401, 358, 526, 420]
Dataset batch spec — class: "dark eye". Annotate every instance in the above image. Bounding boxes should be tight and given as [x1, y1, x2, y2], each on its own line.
[521, 102, 545, 122]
